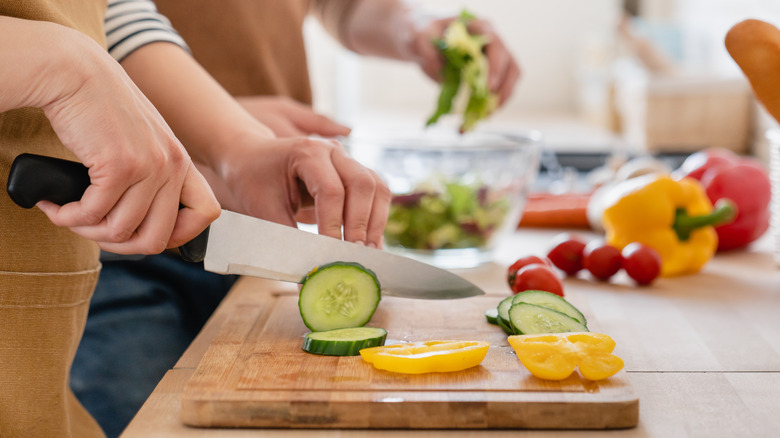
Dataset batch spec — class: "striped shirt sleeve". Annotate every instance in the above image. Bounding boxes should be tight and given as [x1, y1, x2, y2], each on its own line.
[105, 0, 189, 62]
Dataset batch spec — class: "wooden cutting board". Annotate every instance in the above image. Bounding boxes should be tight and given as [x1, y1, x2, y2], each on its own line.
[181, 289, 638, 429]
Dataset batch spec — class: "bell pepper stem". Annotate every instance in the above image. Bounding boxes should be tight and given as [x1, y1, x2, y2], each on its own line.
[674, 198, 737, 241]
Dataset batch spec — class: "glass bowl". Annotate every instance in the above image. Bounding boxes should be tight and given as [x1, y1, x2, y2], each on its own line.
[347, 129, 541, 269]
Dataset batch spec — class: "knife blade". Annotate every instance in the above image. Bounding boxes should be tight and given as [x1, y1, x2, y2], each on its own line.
[198, 209, 483, 299]
[6, 153, 484, 299]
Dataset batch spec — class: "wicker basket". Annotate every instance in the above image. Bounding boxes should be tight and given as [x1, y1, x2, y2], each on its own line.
[616, 74, 752, 154]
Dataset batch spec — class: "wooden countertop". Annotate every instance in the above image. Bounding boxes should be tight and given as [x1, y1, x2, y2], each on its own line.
[121, 228, 780, 437]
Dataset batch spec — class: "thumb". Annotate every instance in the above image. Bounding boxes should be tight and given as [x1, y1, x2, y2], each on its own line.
[168, 165, 220, 248]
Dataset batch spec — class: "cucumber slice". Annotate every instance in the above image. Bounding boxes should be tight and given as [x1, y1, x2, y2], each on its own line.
[511, 290, 587, 326]
[496, 296, 516, 334]
[302, 327, 388, 356]
[497, 315, 515, 335]
[508, 303, 589, 335]
[299, 262, 381, 332]
[484, 308, 499, 325]
[497, 295, 514, 323]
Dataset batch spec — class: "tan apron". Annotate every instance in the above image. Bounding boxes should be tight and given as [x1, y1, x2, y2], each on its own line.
[156, 0, 313, 103]
[155, 0, 358, 104]
[0, 1, 107, 437]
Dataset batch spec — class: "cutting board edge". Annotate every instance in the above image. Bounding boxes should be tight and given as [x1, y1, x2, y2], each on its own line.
[180, 390, 639, 430]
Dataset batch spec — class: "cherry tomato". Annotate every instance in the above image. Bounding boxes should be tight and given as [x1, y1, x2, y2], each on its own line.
[546, 233, 587, 276]
[511, 264, 565, 297]
[621, 242, 661, 285]
[583, 241, 623, 281]
[507, 256, 550, 289]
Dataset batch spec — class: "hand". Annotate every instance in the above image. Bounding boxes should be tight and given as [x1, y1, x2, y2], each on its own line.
[213, 135, 391, 248]
[409, 16, 521, 105]
[23, 23, 220, 254]
[237, 96, 351, 138]
[110, 37, 377, 247]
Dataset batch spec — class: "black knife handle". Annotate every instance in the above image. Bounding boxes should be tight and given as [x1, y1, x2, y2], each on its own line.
[6, 153, 208, 263]
[7, 153, 90, 208]
[178, 227, 208, 263]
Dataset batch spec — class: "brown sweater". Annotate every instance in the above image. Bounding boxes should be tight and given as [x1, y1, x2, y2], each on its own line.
[155, 0, 359, 105]
[0, 2, 105, 437]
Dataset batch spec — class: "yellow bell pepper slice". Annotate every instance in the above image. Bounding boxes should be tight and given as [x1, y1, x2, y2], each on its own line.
[359, 340, 489, 374]
[508, 333, 624, 381]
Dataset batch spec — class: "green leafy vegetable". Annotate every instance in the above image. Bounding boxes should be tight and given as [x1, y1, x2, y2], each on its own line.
[426, 11, 499, 133]
[385, 182, 510, 250]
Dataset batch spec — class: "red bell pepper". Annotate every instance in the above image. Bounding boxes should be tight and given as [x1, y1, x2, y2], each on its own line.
[675, 148, 771, 251]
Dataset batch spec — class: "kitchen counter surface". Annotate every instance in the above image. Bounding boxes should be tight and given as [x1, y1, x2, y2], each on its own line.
[122, 228, 780, 437]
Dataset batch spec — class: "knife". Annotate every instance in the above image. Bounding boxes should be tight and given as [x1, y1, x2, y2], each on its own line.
[6, 153, 484, 299]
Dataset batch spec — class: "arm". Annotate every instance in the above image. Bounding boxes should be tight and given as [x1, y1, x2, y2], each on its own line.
[313, 0, 521, 105]
[105, 0, 350, 139]
[117, 38, 389, 247]
[0, 16, 218, 253]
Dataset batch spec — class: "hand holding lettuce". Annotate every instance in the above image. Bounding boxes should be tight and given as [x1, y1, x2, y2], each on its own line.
[426, 11, 499, 133]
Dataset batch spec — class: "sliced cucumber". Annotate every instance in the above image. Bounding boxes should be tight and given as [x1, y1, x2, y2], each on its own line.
[511, 290, 587, 326]
[497, 315, 515, 335]
[302, 327, 388, 356]
[299, 262, 381, 332]
[508, 303, 589, 335]
[497, 295, 514, 323]
[484, 308, 499, 325]
[496, 295, 517, 334]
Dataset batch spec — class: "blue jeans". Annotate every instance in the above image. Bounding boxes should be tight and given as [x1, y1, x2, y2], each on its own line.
[70, 253, 237, 438]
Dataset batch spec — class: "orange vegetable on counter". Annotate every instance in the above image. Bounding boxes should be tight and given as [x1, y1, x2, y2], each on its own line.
[518, 192, 592, 228]
[508, 332, 624, 381]
[360, 340, 489, 374]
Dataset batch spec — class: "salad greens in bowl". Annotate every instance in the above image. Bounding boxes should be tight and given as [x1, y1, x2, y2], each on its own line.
[347, 129, 541, 268]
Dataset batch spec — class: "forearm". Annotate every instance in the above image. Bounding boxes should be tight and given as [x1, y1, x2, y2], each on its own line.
[2, 15, 219, 253]
[333, 0, 429, 62]
[118, 42, 273, 175]
[0, 17, 95, 113]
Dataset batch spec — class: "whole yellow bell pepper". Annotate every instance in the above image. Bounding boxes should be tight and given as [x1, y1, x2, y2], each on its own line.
[508, 332, 624, 381]
[600, 175, 735, 277]
[359, 340, 489, 374]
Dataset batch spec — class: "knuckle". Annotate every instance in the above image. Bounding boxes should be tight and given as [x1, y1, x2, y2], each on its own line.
[135, 235, 168, 255]
[376, 180, 393, 202]
[168, 148, 188, 168]
[348, 216, 370, 231]
[296, 137, 321, 152]
[347, 170, 377, 192]
[77, 208, 103, 227]
[106, 223, 134, 243]
[147, 239, 168, 255]
[110, 160, 135, 182]
[161, 146, 187, 172]
[318, 183, 345, 201]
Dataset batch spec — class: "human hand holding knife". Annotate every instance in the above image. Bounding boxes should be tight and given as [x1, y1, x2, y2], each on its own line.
[6, 153, 484, 299]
